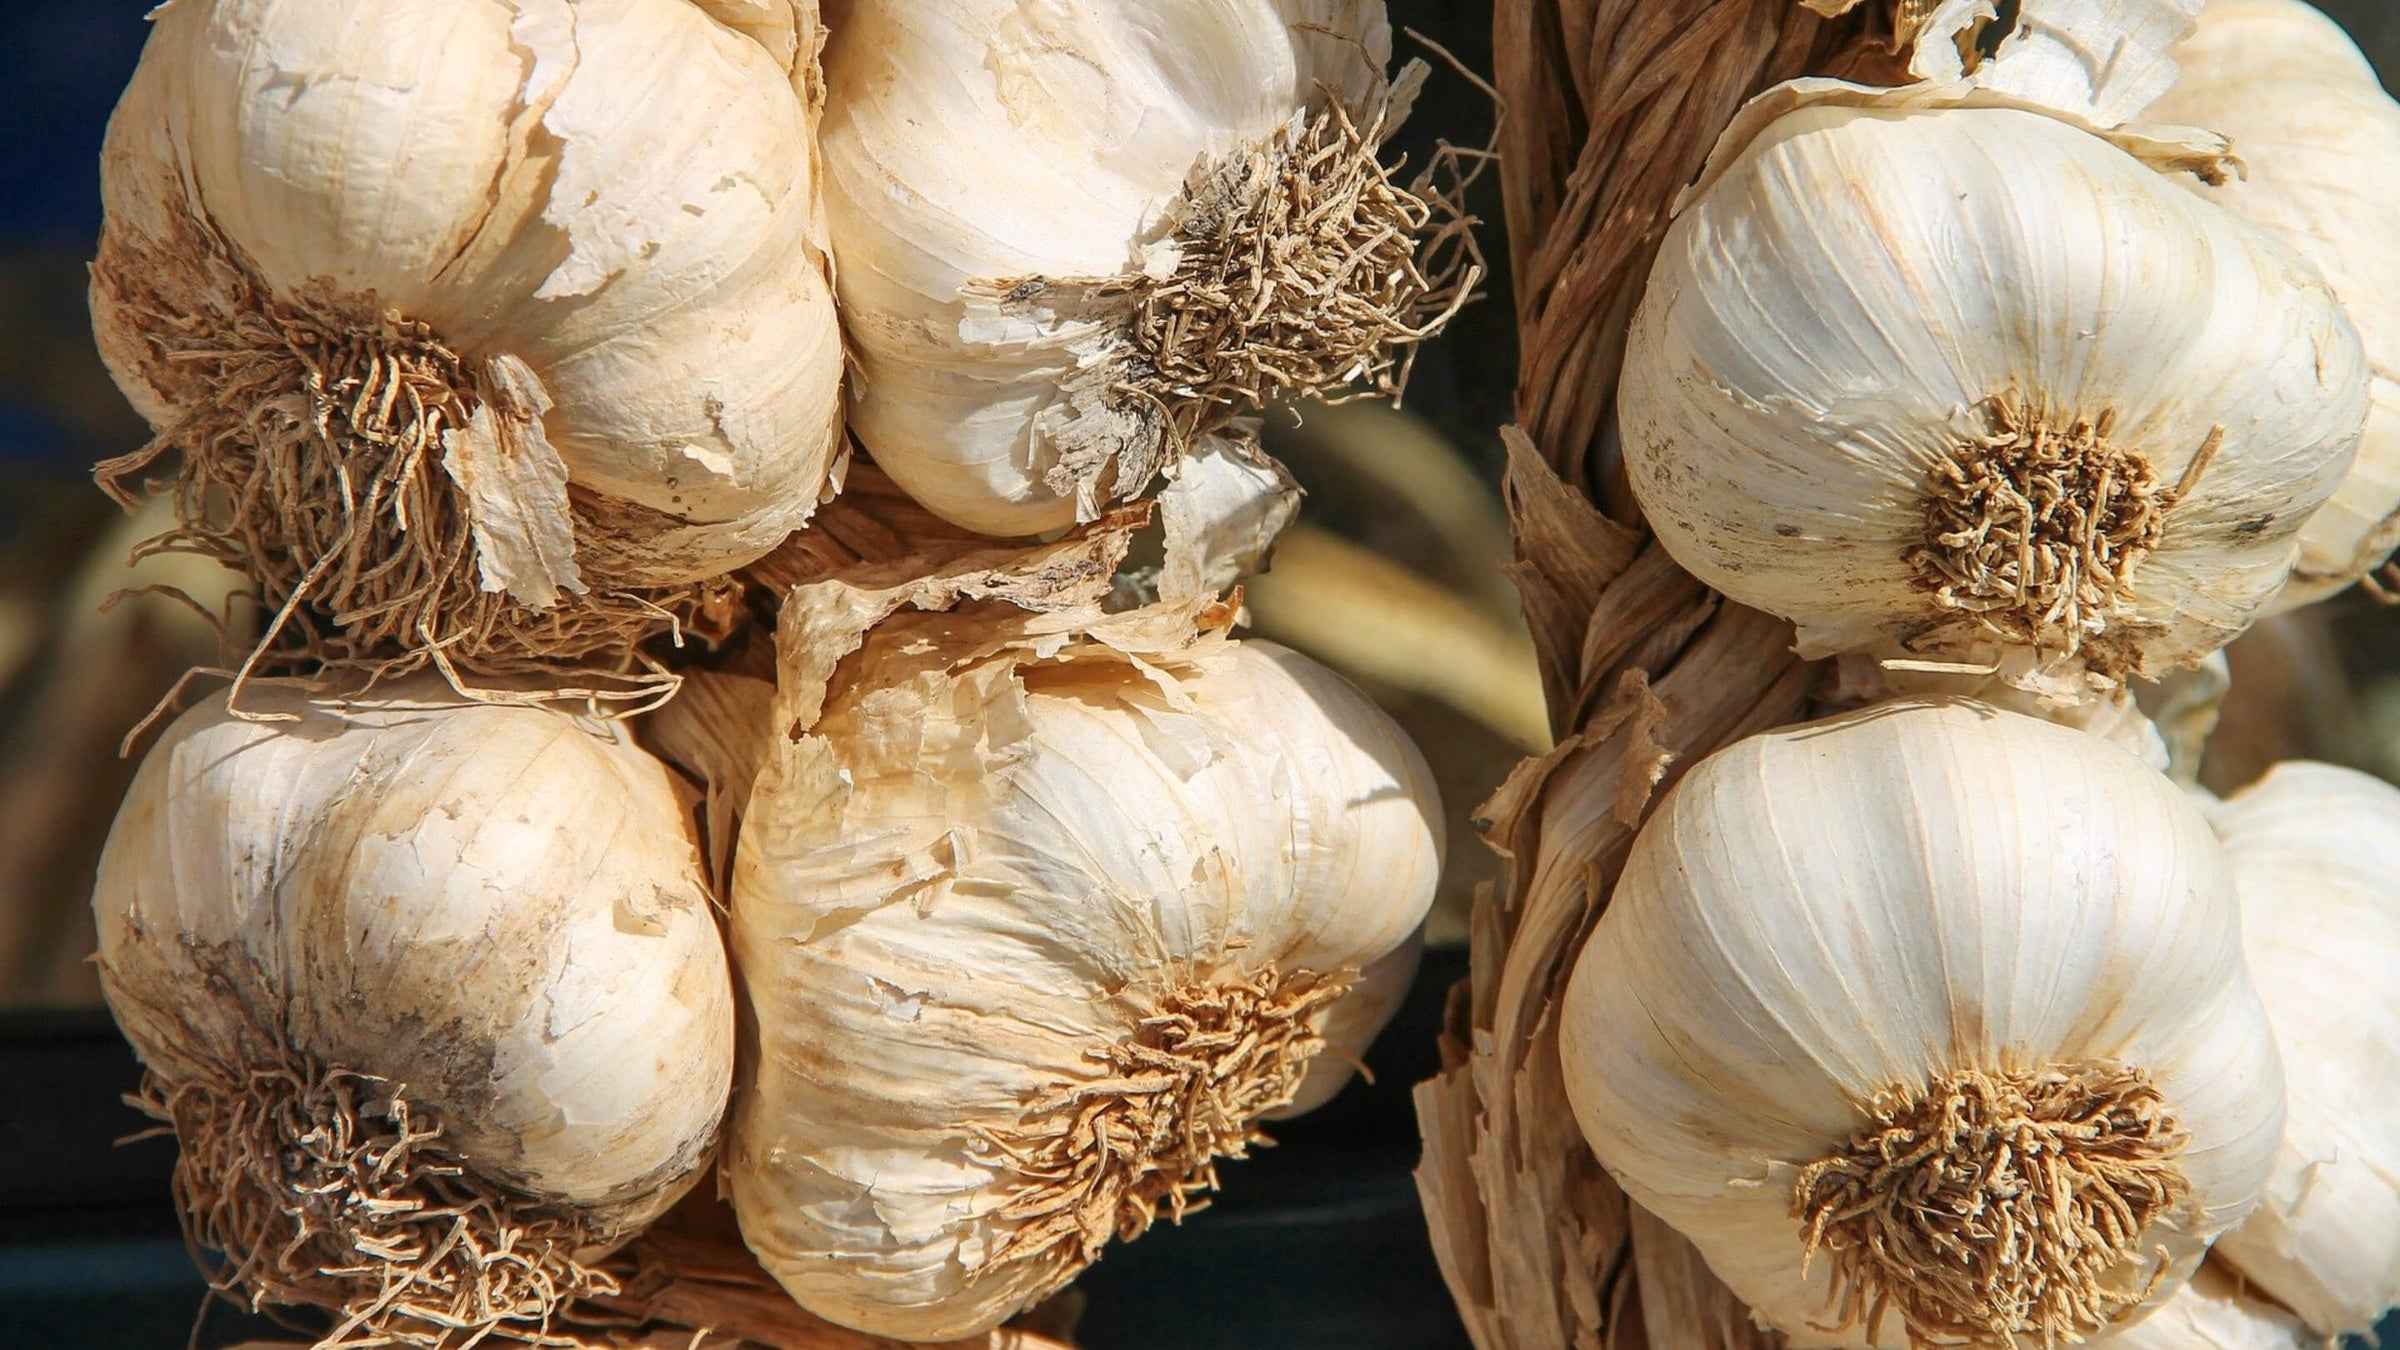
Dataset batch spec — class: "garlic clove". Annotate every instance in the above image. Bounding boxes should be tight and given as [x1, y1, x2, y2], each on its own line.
[93, 675, 733, 1344]
[1620, 98, 2366, 692]
[2204, 761, 2400, 1337]
[1560, 698, 2285, 1349]
[2147, 0, 2400, 610]
[729, 602, 1442, 1340]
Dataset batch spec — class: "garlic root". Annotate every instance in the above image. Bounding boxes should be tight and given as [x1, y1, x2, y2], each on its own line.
[1791, 1061, 2192, 1346]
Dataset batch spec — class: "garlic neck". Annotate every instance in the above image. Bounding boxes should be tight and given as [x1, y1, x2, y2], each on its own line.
[1792, 1059, 2193, 1348]
[1905, 397, 2183, 675]
[972, 965, 1356, 1298]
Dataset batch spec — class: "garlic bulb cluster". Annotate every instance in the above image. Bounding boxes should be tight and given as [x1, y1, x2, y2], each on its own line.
[728, 611, 1442, 1340]
[1559, 699, 2285, 1349]
[2204, 761, 2400, 1337]
[2104, 1260, 2309, 1350]
[820, 0, 1475, 535]
[92, 0, 844, 675]
[2148, 0, 2400, 609]
[94, 677, 734, 1344]
[1619, 98, 2367, 690]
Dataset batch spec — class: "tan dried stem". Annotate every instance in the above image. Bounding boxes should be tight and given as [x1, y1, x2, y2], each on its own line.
[91, 201, 740, 710]
[1086, 98, 1484, 502]
[137, 1046, 616, 1349]
[969, 966, 1356, 1302]
[1792, 1062, 2191, 1349]
[1417, 3, 1873, 1345]
[1906, 398, 2185, 675]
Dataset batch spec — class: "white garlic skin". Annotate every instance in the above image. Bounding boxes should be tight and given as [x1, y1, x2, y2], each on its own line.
[1269, 927, 1422, 1120]
[1559, 699, 2285, 1348]
[1903, 0, 2204, 127]
[2101, 1260, 2310, 1350]
[2149, 0, 2400, 610]
[95, 0, 843, 582]
[1619, 102, 2366, 684]
[729, 636, 1442, 1339]
[820, 0, 1387, 536]
[93, 679, 734, 1226]
[2205, 761, 2400, 1337]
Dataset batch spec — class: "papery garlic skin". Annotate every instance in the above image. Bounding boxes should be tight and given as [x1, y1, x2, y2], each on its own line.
[93, 678, 733, 1332]
[730, 630, 1441, 1340]
[2205, 762, 2400, 1337]
[1620, 102, 2366, 690]
[1560, 699, 2284, 1349]
[1822, 651, 2171, 772]
[1904, 0, 2204, 126]
[2148, 0, 2400, 610]
[822, 0, 1454, 536]
[2103, 1260, 2310, 1350]
[92, 0, 843, 666]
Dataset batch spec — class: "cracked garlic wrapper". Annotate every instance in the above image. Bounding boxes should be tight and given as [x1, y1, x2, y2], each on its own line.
[728, 615, 1442, 1340]
[1618, 98, 2366, 692]
[819, 0, 1475, 536]
[1560, 699, 2284, 1350]
[91, 678, 734, 1346]
[91, 0, 844, 676]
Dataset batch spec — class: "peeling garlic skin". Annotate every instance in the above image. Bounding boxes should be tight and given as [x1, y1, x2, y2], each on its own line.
[93, 678, 735, 1227]
[96, 0, 844, 582]
[2103, 1261, 2309, 1350]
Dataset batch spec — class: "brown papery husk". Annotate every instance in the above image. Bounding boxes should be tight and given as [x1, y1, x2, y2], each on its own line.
[134, 1041, 621, 1350]
[91, 198, 746, 720]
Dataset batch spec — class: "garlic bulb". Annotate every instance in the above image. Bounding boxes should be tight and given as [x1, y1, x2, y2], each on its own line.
[820, 0, 1475, 535]
[1559, 698, 2285, 1349]
[2103, 1260, 2309, 1350]
[1620, 99, 2367, 691]
[94, 677, 733, 1344]
[729, 616, 1442, 1339]
[2147, 0, 2400, 609]
[2204, 761, 2400, 1337]
[92, 0, 843, 675]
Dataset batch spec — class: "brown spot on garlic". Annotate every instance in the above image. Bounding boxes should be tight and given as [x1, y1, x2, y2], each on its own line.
[1905, 398, 2185, 676]
[971, 966, 1356, 1300]
[138, 1044, 618, 1350]
[90, 202, 741, 694]
[1792, 1060, 2192, 1349]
